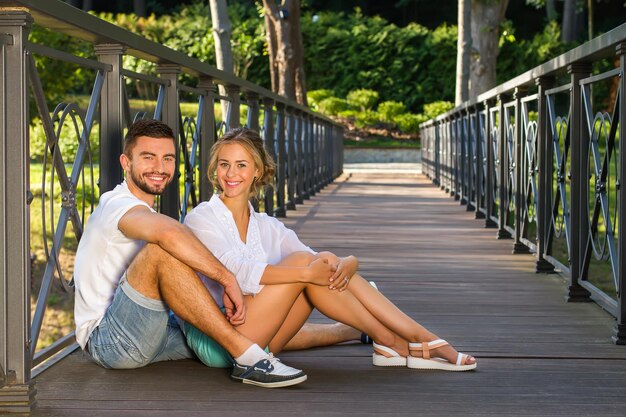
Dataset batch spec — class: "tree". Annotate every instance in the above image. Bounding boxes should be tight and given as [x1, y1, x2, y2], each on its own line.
[262, 0, 307, 105]
[469, 0, 509, 99]
[455, 0, 471, 105]
[209, 0, 235, 118]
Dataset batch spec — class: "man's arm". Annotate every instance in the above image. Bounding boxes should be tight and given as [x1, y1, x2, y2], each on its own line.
[118, 205, 245, 323]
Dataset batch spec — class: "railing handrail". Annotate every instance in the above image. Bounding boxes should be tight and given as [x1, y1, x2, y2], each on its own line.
[421, 22, 626, 126]
[12, 0, 333, 122]
[420, 22, 626, 346]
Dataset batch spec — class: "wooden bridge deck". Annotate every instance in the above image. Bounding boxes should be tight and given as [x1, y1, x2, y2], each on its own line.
[31, 172, 626, 417]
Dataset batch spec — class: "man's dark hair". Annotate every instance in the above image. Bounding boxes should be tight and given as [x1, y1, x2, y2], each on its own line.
[123, 119, 175, 156]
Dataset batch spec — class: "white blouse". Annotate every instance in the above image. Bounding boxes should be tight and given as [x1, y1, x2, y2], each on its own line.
[184, 194, 316, 305]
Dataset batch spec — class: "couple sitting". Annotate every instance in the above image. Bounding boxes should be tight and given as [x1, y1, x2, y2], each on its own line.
[74, 119, 476, 389]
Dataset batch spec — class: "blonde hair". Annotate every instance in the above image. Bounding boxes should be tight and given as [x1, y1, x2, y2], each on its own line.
[208, 128, 276, 198]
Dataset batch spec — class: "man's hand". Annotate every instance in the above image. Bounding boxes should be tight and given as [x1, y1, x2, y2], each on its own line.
[222, 277, 246, 326]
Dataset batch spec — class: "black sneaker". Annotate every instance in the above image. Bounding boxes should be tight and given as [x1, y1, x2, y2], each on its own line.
[231, 354, 307, 388]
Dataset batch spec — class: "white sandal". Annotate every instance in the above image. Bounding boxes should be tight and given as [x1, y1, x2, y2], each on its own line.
[372, 342, 407, 367]
[407, 339, 476, 371]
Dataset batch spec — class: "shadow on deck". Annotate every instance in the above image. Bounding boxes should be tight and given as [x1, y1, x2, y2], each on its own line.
[32, 172, 626, 417]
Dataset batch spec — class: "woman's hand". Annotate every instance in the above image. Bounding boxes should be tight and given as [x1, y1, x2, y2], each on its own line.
[329, 256, 358, 291]
[306, 257, 335, 285]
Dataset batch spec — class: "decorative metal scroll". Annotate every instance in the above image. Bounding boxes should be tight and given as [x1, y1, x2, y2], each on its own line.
[179, 97, 202, 221]
[490, 107, 501, 222]
[28, 51, 102, 360]
[520, 96, 539, 248]
[503, 103, 516, 233]
[580, 77, 621, 295]
[546, 89, 572, 265]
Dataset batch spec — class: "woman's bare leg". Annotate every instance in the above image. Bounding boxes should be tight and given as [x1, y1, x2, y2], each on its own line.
[346, 275, 475, 365]
[270, 293, 361, 353]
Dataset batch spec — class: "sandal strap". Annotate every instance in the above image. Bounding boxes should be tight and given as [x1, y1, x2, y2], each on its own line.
[457, 353, 467, 366]
[373, 342, 402, 358]
[408, 339, 448, 360]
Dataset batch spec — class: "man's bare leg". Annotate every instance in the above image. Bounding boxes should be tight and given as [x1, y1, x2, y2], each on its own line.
[127, 243, 252, 358]
[282, 322, 361, 351]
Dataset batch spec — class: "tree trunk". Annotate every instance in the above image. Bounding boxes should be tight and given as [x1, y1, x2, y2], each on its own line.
[455, 0, 471, 106]
[262, 0, 307, 105]
[545, 0, 557, 21]
[209, 0, 234, 120]
[469, 0, 508, 100]
[562, 0, 584, 42]
[133, 0, 146, 17]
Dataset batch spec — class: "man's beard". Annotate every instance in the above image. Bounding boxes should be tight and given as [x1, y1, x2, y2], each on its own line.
[129, 167, 171, 195]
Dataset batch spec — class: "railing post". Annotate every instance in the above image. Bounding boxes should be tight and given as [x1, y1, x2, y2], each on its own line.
[568, 62, 593, 302]
[95, 43, 126, 195]
[274, 102, 287, 217]
[474, 103, 485, 219]
[157, 64, 182, 220]
[0, 8, 36, 413]
[535, 76, 557, 272]
[497, 94, 512, 239]
[198, 76, 217, 202]
[485, 99, 497, 228]
[513, 88, 530, 253]
[613, 42, 626, 344]
[301, 113, 310, 200]
[286, 107, 296, 210]
[456, 114, 463, 201]
[246, 92, 260, 132]
[464, 108, 474, 210]
[295, 110, 305, 204]
[225, 85, 241, 130]
[315, 121, 323, 193]
[308, 118, 317, 196]
[262, 98, 275, 216]
[435, 121, 441, 186]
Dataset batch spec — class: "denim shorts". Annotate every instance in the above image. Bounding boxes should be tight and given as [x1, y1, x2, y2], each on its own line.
[87, 275, 195, 369]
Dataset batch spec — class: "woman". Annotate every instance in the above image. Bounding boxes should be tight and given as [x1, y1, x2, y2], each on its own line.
[182, 127, 476, 372]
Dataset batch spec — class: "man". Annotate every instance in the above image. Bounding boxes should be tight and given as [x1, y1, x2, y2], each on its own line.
[74, 119, 306, 388]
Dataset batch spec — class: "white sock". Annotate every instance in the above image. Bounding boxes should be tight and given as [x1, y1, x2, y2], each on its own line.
[234, 344, 267, 366]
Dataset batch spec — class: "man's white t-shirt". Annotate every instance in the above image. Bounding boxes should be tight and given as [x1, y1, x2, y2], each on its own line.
[74, 181, 151, 349]
[183, 194, 315, 307]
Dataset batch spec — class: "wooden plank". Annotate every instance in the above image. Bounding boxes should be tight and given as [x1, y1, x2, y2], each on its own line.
[31, 173, 626, 416]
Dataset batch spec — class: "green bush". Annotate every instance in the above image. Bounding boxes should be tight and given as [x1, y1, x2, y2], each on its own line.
[394, 113, 428, 134]
[377, 101, 407, 123]
[307, 89, 336, 110]
[337, 109, 358, 119]
[354, 110, 381, 129]
[317, 97, 350, 116]
[347, 89, 379, 111]
[423, 100, 454, 120]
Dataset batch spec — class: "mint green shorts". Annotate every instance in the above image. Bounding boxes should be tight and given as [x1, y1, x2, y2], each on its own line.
[184, 322, 234, 368]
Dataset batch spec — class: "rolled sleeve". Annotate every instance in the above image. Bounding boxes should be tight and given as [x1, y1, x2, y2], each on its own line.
[185, 210, 267, 295]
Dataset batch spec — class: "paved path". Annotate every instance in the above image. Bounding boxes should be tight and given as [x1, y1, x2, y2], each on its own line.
[31, 172, 626, 417]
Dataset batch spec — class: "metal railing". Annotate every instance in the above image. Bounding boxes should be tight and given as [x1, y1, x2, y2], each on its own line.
[0, 0, 343, 412]
[421, 23, 626, 346]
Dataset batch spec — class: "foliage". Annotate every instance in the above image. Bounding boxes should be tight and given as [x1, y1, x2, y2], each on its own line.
[354, 110, 381, 129]
[393, 113, 428, 134]
[378, 101, 407, 123]
[422, 101, 454, 119]
[307, 89, 336, 110]
[317, 97, 350, 116]
[346, 89, 380, 111]
[30, 119, 101, 163]
[497, 20, 574, 85]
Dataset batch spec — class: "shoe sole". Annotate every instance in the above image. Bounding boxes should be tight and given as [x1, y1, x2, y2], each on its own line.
[407, 357, 477, 371]
[372, 353, 407, 367]
[233, 374, 308, 388]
